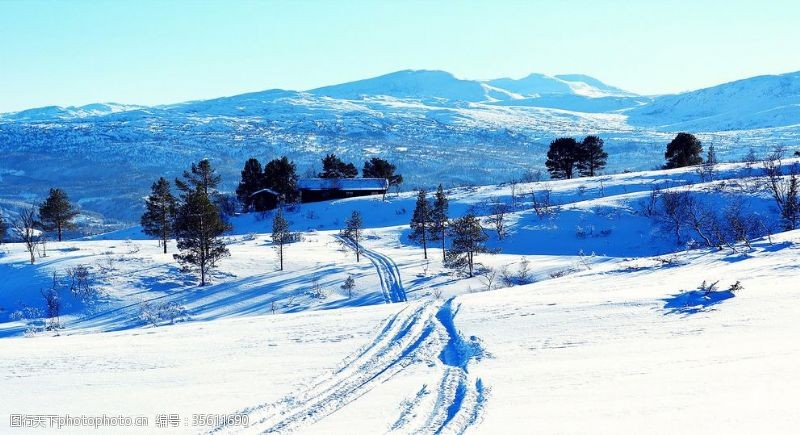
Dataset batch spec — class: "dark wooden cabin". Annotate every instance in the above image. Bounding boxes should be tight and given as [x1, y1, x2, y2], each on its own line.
[249, 188, 280, 211]
[298, 178, 389, 203]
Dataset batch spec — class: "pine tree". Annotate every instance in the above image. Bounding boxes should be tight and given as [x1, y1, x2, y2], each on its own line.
[319, 154, 358, 179]
[706, 143, 718, 165]
[576, 135, 608, 177]
[664, 133, 703, 169]
[430, 184, 449, 261]
[38, 188, 78, 241]
[409, 189, 431, 259]
[236, 158, 264, 211]
[341, 275, 356, 298]
[176, 158, 221, 196]
[781, 172, 799, 230]
[272, 208, 291, 271]
[545, 137, 580, 179]
[141, 177, 177, 254]
[446, 213, 489, 277]
[362, 157, 403, 188]
[341, 210, 363, 262]
[173, 188, 230, 286]
[263, 156, 299, 204]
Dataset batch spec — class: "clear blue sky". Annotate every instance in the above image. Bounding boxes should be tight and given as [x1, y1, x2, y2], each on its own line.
[1, 0, 799, 112]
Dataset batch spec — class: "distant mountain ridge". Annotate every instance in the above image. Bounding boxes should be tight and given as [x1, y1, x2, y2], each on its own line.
[308, 70, 637, 103]
[627, 71, 800, 131]
[4, 69, 799, 130]
[0, 70, 641, 121]
[2, 69, 800, 223]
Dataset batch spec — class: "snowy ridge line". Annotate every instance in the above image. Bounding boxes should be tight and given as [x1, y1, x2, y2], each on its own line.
[210, 299, 486, 434]
[336, 235, 407, 303]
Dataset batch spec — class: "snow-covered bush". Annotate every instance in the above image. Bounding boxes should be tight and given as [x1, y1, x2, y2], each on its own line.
[137, 300, 189, 327]
[66, 264, 101, 304]
[308, 275, 328, 299]
[500, 258, 534, 287]
[549, 267, 579, 279]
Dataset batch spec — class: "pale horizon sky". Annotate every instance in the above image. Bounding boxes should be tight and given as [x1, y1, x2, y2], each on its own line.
[1, 0, 799, 112]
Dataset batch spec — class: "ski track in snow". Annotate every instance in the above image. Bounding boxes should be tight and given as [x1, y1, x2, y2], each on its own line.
[337, 235, 407, 303]
[210, 299, 486, 434]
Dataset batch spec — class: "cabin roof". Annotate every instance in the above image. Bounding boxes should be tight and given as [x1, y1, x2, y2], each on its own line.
[297, 178, 388, 191]
[250, 188, 279, 197]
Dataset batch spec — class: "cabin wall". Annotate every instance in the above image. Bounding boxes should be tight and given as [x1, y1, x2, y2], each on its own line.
[300, 189, 386, 203]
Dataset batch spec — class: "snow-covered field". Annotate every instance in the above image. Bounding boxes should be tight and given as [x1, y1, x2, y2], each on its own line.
[1, 162, 799, 434]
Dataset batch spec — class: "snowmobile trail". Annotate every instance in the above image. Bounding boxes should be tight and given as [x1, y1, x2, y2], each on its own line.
[211, 299, 486, 434]
[337, 235, 407, 303]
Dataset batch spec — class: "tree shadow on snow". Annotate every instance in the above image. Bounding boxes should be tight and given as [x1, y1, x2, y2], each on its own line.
[662, 290, 735, 315]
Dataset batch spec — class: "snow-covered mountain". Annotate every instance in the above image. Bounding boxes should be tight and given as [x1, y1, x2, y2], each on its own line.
[1, 69, 800, 223]
[1, 102, 144, 122]
[308, 70, 639, 104]
[487, 72, 637, 98]
[309, 70, 490, 103]
[627, 71, 800, 130]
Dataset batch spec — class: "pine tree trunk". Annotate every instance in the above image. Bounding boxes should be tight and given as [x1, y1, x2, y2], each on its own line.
[279, 242, 283, 271]
[57, 224, 62, 242]
[422, 221, 428, 260]
[441, 230, 446, 261]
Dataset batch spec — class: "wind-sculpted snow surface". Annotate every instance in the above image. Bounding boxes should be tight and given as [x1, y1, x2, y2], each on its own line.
[211, 299, 486, 434]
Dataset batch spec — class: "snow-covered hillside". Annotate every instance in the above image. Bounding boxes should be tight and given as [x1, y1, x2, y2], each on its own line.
[627, 71, 800, 130]
[1, 162, 798, 433]
[1, 69, 800, 224]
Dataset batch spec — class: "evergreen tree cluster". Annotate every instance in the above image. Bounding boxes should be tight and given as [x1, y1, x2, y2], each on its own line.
[320, 154, 358, 179]
[140, 158, 230, 286]
[236, 156, 299, 212]
[409, 185, 449, 261]
[545, 135, 608, 180]
[236, 154, 403, 212]
[664, 132, 704, 169]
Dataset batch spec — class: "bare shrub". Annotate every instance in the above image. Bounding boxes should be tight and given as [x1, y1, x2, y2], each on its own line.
[138, 300, 188, 326]
[487, 200, 510, 240]
[308, 275, 327, 299]
[479, 268, 498, 292]
[40, 272, 62, 331]
[530, 189, 559, 219]
[658, 191, 691, 244]
[699, 280, 720, 296]
[549, 267, 579, 279]
[639, 185, 662, 217]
